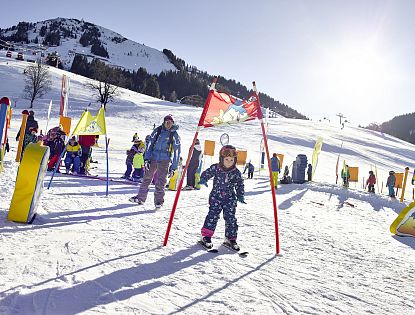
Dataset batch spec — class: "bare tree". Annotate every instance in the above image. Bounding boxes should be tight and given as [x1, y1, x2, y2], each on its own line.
[85, 60, 126, 110]
[23, 62, 52, 108]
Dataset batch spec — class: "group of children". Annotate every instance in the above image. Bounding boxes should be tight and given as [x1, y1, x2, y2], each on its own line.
[43, 128, 96, 175]
[342, 165, 397, 198]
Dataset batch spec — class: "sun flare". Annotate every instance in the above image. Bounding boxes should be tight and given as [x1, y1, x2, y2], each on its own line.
[322, 44, 390, 97]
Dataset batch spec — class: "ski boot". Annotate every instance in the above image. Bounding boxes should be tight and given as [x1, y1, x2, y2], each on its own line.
[200, 236, 213, 249]
[223, 238, 240, 251]
[129, 196, 143, 204]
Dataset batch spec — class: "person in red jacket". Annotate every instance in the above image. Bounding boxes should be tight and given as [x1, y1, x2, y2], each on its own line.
[78, 135, 96, 175]
[366, 170, 376, 193]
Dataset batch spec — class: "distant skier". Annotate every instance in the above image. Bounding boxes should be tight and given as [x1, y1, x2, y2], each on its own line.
[386, 171, 396, 198]
[243, 160, 254, 179]
[198, 145, 245, 250]
[341, 165, 350, 187]
[307, 163, 312, 181]
[366, 171, 376, 193]
[5, 138, 10, 154]
[270, 153, 280, 188]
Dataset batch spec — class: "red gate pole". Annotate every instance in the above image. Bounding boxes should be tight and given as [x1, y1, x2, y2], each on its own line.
[163, 78, 217, 246]
[252, 81, 280, 254]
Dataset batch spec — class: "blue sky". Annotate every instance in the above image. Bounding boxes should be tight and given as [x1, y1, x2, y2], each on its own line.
[1, 0, 414, 125]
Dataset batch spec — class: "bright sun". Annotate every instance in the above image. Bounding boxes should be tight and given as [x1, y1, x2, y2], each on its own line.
[322, 44, 390, 98]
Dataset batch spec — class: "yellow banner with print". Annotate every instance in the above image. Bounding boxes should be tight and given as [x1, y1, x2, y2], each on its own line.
[72, 107, 107, 136]
[311, 137, 323, 179]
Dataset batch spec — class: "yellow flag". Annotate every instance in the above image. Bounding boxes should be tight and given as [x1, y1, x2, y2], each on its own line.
[72, 107, 107, 136]
[311, 137, 323, 179]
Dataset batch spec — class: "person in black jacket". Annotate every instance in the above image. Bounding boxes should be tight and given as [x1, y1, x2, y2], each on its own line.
[183, 139, 202, 190]
[307, 163, 313, 181]
[47, 131, 66, 172]
[16, 110, 39, 141]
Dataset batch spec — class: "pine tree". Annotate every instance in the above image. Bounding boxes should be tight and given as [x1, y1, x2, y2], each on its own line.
[169, 90, 177, 103]
[141, 76, 160, 98]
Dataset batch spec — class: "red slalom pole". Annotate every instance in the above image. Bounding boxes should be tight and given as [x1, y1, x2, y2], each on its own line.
[253, 81, 280, 254]
[163, 78, 217, 246]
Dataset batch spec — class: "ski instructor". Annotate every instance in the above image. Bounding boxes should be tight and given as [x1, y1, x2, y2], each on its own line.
[130, 115, 180, 209]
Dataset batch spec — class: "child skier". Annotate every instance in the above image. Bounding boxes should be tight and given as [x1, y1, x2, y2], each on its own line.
[366, 171, 376, 193]
[47, 130, 66, 172]
[183, 139, 202, 190]
[386, 171, 396, 198]
[198, 144, 245, 251]
[132, 139, 146, 182]
[341, 165, 350, 187]
[270, 153, 280, 188]
[243, 160, 255, 179]
[122, 137, 141, 180]
[64, 136, 81, 174]
[21, 127, 38, 157]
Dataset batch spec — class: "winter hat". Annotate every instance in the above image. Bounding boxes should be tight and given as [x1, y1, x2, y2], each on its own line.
[389, 170, 395, 175]
[219, 145, 237, 170]
[29, 110, 34, 116]
[163, 115, 174, 123]
[132, 135, 140, 142]
[22, 110, 29, 115]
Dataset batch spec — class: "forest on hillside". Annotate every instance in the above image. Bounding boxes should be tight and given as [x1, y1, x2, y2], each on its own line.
[365, 112, 415, 144]
[1, 19, 307, 119]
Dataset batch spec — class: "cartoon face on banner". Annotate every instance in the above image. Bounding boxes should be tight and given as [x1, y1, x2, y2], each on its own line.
[201, 91, 260, 128]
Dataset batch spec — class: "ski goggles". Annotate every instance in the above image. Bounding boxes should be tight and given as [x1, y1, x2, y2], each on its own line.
[220, 146, 237, 158]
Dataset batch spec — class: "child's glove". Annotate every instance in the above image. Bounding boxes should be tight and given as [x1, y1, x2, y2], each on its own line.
[198, 178, 208, 187]
[237, 196, 247, 204]
[144, 160, 151, 171]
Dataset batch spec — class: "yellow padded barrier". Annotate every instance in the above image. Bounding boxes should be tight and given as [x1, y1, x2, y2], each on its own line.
[8, 143, 50, 223]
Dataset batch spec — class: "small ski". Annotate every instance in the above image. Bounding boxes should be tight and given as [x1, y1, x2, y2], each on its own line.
[310, 201, 325, 206]
[342, 201, 355, 208]
[197, 241, 219, 253]
[222, 242, 248, 257]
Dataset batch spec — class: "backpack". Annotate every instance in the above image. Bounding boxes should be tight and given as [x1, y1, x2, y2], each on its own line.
[151, 126, 175, 156]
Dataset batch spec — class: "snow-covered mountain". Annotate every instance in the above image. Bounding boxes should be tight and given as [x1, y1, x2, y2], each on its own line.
[1, 55, 414, 314]
[0, 17, 177, 74]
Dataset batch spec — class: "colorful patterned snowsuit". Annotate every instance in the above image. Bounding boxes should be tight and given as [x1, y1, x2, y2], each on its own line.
[200, 164, 244, 240]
